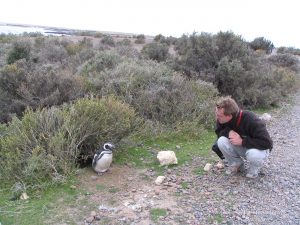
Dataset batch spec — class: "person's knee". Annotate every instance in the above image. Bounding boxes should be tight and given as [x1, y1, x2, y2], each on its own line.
[246, 149, 266, 163]
[217, 136, 230, 150]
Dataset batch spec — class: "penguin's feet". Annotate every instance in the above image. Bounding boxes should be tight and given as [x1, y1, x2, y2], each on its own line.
[97, 172, 104, 176]
[106, 168, 112, 173]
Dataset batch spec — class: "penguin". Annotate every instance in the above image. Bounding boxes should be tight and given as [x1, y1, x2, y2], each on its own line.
[92, 142, 115, 175]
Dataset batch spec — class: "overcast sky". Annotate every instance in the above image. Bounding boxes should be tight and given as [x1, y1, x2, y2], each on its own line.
[1, 0, 299, 48]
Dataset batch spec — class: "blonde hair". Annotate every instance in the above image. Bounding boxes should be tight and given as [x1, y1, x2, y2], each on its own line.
[216, 96, 239, 116]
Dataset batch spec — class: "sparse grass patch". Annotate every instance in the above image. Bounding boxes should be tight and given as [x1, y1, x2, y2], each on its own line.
[209, 213, 224, 224]
[140, 174, 151, 181]
[96, 184, 106, 191]
[180, 181, 189, 189]
[150, 208, 167, 222]
[0, 179, 82, 225]
[193, 167, 205, 176]
[108, 186, 120, 193]
[115, 130, 215, 173]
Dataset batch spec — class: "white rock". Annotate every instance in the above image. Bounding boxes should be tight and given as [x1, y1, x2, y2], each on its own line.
[203, 163, 212, 171]
[157, 151, 178, 166]
[155, 176, 166, 185]
[259, 113, 272, 122]
[20, 192, 29, 200]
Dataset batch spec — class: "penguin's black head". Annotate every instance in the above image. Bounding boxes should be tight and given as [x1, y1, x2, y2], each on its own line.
[103, 142, 115, 151]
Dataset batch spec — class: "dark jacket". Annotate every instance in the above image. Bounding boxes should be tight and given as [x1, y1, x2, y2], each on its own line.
[215, 110, 273, 151]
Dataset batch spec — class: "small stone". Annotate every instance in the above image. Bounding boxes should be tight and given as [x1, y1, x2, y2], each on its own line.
[91, 175, 98, 180]
[85, 216, 94, 223]
[90, 211, 97, 217]
[204, 163, 213, 171]
[20, 193, 29, 200]
[155, 176, 166, 185]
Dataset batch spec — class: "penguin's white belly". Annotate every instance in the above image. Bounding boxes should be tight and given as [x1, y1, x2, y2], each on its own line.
[94, 154, 113, 172]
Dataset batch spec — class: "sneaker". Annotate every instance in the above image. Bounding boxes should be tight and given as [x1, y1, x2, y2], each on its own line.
[225, 165, 241, 175]
[246, 173, 258, 179]
[223, 159, 229, 167]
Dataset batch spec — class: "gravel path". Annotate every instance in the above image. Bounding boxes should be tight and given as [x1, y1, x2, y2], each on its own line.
[169, 92, 300, 225]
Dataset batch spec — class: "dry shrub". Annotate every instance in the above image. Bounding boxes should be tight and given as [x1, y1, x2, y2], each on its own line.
[242, 66, 298, 107]
[0, 60, 84, 122]
[141, 42, 169, 62]
[6, 40, 31, 64]
[90, 59, 218, 127]
[268, 53, 299, 72]
[80, 51, 121, 77]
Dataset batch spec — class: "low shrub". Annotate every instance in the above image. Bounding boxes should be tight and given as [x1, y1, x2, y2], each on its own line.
[0, 60, 84, 122]
[221, 62, 299, 108]
[141, 42, 169, 62]
[80, 51, 122, 77]
[89, 58, 218, 126]
[249, 37, 274, 54]
[135, 34, 145, 44]
[214, 57, 294, 108]
[101, 35, 115, 47]
[277, 47, 300, 56]
[268, 53, 299, 72]
[65, 42, 83, 56]
[65, 96, 137, 159]
[115, 45, 141, 59]
[117, 38, 131, 46]
[0, 96, 137, 189]
[6, 40, 31, 64]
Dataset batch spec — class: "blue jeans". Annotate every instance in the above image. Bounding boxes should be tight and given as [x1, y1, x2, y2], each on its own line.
[217, 136, 270, 175]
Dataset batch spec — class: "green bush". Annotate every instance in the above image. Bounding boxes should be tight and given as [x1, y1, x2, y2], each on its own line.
[117, 38, 131, 46]
[173, 31, 253, 79]
[65, 96, 137, 158]
[154, 34, 172, 45]
[115, 45, 141, 59]
[0, 107, 68, 187]
[80, 51, 121, 77]
[172, 31, 298, 108]
[6, 40, 31, 64]
[101, 35, 115, 47]
[141, 42, 169, 62]
[135, 34, 145, 44]
[249, 37, 274, 54]
[215, 58, 298, 108]
[0, 96, 137, 189]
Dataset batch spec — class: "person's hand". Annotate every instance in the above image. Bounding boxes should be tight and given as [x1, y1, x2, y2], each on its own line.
[229, 130, 243, 146]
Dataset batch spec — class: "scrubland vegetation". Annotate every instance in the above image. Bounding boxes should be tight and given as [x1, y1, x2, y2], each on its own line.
[0, 30, 299, 195]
